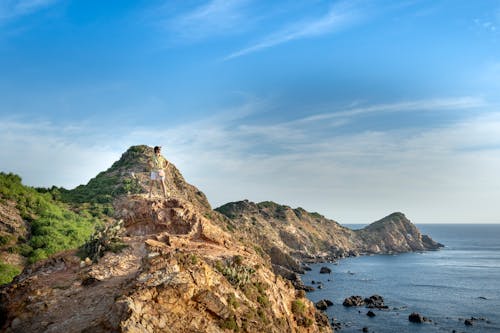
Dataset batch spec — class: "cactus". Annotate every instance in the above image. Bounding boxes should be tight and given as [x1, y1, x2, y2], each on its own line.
[82, 219, 126, 262]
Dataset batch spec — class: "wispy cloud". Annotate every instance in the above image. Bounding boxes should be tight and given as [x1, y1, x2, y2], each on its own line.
[167, 0, 253, 41]
[224, 1, 361, 60]
[2, 96, 499, 223]
[296, 96, 486, 123]
[141, 97, 500, 223]
[0, 0, 58, 22]
[234, 97, 486, 143]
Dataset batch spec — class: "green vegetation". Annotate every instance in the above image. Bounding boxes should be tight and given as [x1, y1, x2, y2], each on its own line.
[0, 262, 21, 285]
[257, 201, 279, 209]
[219, 316, 239, 331]
[309, 212, 324, 219]
[58, 146, 149, 204]
[227, 292, 240, 309]
[215, 256, 256, 288]
[80, 219, 126, 262]
[291, 299, 306, 315]
[0, 172, 98, 266]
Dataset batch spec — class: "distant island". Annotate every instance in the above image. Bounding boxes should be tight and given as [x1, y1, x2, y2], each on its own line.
[0, 145, 443, 333]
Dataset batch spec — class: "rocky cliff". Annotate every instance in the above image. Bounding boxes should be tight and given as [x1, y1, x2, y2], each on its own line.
[0, 146, 330, 333]
[215, 201, 443, 278]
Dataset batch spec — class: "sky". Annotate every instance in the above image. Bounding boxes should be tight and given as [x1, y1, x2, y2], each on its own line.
[1, 0, 499, 224]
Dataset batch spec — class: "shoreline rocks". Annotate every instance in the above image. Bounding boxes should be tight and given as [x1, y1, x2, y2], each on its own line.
[408, 312, 431, 323]
[319, 266, 331, 274]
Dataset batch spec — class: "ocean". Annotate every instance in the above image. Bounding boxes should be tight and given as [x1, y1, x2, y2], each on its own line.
[303, 224, 500, 333]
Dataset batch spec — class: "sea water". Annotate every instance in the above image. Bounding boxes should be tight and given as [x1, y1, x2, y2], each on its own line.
[303, 224, 500, 332]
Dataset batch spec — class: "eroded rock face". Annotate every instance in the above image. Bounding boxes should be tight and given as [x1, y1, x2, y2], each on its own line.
[215, 202, 443, 277]
[0, 200, 29, 267]
[0, 195, 331, 333]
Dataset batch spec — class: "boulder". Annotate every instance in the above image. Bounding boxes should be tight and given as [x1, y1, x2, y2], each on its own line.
[319, 266, 331, 274]
[366, 310, 376, 317]
[408, 312, 430, 323]
[315, 299, 333, 310]
[343, 296, 364, 307]
[315, 300, 328, 311]
[364, 294, 388, 309]
[409, 312, 423, 323]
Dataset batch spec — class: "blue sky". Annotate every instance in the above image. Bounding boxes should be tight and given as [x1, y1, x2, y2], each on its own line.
[1, 0, 500, 223]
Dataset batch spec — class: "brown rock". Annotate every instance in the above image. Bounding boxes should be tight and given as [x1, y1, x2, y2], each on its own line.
[343, 296, 365, 307]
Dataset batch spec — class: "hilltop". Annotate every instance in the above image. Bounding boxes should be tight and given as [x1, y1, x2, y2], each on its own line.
[0, 146, 331, 332]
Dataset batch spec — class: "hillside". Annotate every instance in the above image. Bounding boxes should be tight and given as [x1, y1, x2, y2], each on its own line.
[0, 146, 331, 332]
[215, 200, 443, 278]
[0, 173, 101, 284]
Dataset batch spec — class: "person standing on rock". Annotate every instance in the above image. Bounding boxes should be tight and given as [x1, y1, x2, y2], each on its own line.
[149, 146, 169, 198]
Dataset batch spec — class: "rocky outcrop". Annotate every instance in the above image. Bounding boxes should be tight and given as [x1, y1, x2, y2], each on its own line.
[408, 312, 431, 323]
[343, 296, 365, 307]
[0, 200, 28, 267]
[0, 146, 331, 333]
[354, 212, 443, 253]
[215, 201, 443, 276]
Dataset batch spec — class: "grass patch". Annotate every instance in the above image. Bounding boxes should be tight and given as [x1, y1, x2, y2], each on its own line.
[0, 262, 21, 285]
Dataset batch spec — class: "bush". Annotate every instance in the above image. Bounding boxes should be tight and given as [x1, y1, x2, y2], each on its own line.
[0, 172, 97, 263]
[0, 262, 21, 285]
[215, 256, 256, 288]
[292, 300, 306, 315]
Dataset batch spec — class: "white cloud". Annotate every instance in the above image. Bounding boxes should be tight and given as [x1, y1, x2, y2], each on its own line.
[224, 1, 361, 60]
[0, 0, 58, 22]
[2, 97, 499, 223]
[0, 120, 120, 189]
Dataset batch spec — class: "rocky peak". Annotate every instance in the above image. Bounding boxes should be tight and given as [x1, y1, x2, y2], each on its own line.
[0, 150, 331, 333]
[62, 145, 211, 212]
[355, 213, 443, 253]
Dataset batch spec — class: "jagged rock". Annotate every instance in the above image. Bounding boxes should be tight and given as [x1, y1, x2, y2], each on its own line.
[315, 300, 328, 311]
[464, 318, 473, 326]
[216, 201, 443, 273]
[315, 299, 334, 311]
[364, 294, 388, 309]
[343, 296, 365, 307]
[408, 312, 430, 323]
[315, 311, 330, 327]
[320, 266, 331, 274]
[192, 290, 231, 319]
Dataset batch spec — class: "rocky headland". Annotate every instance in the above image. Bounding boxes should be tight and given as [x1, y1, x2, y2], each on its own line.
[0, 145, 443, 332]
[215, 200, 443, 286]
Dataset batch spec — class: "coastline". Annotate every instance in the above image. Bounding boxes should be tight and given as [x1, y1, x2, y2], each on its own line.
[300, 224, 500, 332]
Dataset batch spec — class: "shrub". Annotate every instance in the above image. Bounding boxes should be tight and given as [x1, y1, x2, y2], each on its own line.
[215, 256, 256, 288]
[219, 316, 239, 331]
[291, 300, 306, 315]
[0, 262, 21, 285]
[0, 172, 97, 263]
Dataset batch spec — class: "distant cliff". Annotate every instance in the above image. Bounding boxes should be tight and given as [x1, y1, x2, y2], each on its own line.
[215, 200, 443, 277]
